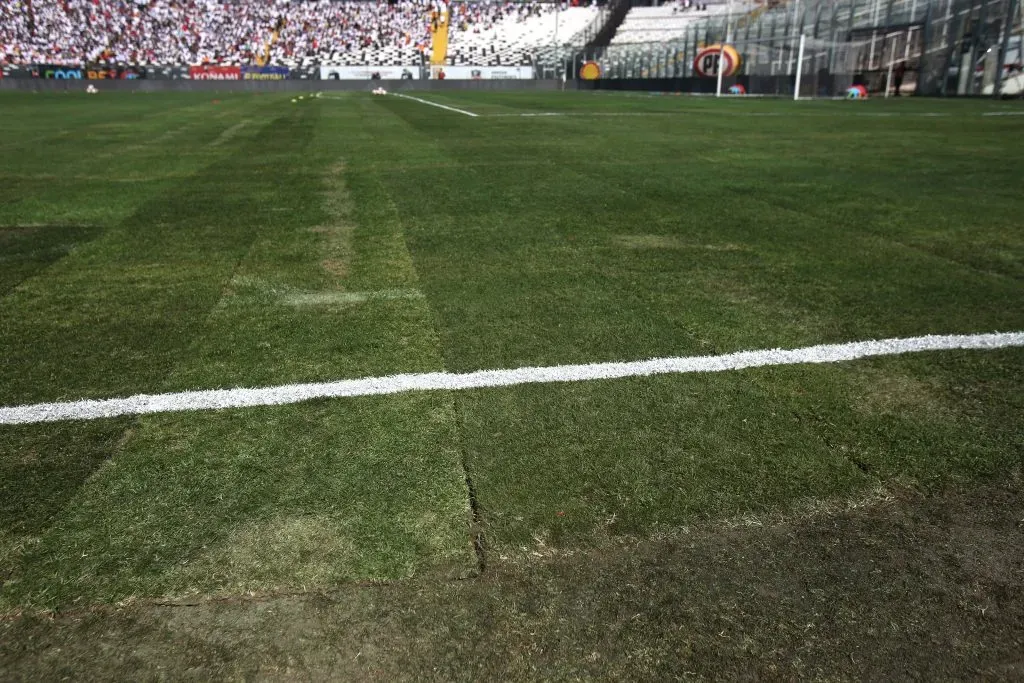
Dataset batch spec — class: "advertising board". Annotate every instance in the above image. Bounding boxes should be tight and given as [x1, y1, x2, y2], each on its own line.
[31, 64, 146, 79]
[189, 65, 242, 80]
[320, 66, 419, 80]
[429, 65, 533, 79]
[242, 66, 290, 80]
[692, 45, 741, 78]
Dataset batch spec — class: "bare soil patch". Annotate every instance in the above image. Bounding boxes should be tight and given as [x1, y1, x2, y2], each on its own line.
[3, 475, 1021, 680]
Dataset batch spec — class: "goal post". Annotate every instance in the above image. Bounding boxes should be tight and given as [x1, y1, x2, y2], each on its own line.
[794, 33, 806, 99]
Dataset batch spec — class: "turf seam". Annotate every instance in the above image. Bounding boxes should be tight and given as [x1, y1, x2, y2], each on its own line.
[852, 226, 1020, 283]
[341, 143, 484, 578]
[801, 409, 884, 482]
[741, 188, 1020, 283]
[453, 396, 488, 575]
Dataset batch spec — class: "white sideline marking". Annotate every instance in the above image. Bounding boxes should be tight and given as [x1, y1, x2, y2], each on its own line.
[488, 112, 678, 118]
[389, 93, 479, 117]
[1, 332, 1021, 425]
[982, 111, 1024, 116]
[486, 110, 959, 119]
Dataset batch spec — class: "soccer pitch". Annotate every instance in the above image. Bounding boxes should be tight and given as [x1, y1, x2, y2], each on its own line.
[1, 90, 1022, 676]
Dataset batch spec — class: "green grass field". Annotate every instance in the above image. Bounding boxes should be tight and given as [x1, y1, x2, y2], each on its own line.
[1, 90, 1022, 677]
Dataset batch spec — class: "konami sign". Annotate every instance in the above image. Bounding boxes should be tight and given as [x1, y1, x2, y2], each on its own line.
[189, 65, 241, 80]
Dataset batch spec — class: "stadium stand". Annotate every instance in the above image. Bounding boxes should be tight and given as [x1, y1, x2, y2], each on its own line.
[594, 0, 757, 78]
[0, 0, 599, 68]
[445, 3, 598, 66]
[608, 1, 732, 46]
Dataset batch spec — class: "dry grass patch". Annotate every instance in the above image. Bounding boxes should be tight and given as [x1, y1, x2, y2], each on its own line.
[613, 234, 749, 251]
[167, 514, 360, 596]
[851, 367, 951, 419]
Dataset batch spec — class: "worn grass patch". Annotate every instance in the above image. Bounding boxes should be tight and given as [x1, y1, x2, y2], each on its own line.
[168, 513, 361, 592]
[2, 476, 1022, 679]
[611, 233, 750, 251]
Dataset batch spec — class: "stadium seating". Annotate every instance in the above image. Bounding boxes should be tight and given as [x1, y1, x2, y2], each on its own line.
[609, 2, 742, 46]
[595, 1, 720, 78]
[0, 0, 598, 68]
[445, 5, 598, 66]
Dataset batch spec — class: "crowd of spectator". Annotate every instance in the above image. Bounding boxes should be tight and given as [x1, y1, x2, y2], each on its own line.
[672, 0, 710, 12]
[2, 0, 272, 65]
[0, 0, 559, 66]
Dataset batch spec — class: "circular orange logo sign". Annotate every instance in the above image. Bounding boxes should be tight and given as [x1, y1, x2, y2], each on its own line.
[693, 45, 741, 78]
[579, 61, 602, 80]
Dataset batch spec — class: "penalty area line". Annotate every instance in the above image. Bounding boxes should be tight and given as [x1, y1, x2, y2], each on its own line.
[388, 93, 479, 117]
[1, 331, 1022, 425]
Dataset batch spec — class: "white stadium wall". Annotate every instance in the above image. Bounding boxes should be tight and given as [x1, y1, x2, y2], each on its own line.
[320, 66, 420, 80]
[316, 65, 534, 80]
[430, 65, 534, 79]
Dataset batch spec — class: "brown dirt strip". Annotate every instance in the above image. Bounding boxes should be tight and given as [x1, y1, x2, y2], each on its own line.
[2, 474, 1021, 680]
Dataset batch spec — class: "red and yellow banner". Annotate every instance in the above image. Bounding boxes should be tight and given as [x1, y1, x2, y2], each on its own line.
[189, 65, 241, 80]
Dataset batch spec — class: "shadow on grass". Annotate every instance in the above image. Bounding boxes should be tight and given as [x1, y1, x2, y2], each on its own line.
[0, 225, 104, 297]
[0, 420, 133, 539]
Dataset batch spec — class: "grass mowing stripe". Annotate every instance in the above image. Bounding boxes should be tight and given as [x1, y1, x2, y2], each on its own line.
[0, 97, 270, 247]
[1, 331, 1020, 424]
[1, 97, 478, 609]
[0, 225, 103, 297]
[0, 97, 314, 602]
[407, 101, 1021, 371]
[1, 398, 477, 609]
[0, 102, 298, 405]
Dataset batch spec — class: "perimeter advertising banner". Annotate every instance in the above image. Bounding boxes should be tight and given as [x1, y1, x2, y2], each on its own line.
[242, 66, 290, 80]
[31, 64, 146, 79]
[188, 65, 241, 80]
[320, 66, 419, 80]
[692, 45, 741, 78]
[429, 65, 532, 79]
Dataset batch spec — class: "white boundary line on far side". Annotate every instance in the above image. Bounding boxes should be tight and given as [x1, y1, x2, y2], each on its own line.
[326, 90, 1021, 120]
[1, 331, 1022, 425]
[389, 92, 479, 117]
[487, 111, 680, 118]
